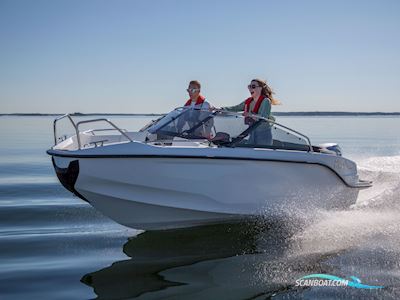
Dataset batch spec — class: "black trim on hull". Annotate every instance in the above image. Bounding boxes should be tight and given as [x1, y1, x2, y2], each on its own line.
[47, 150, 356, 188]
[51, 157, 89, 203]
[47, 150, 319, 161]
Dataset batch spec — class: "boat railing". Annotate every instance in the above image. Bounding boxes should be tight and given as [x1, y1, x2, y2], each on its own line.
[209, 109, 314, 152]
[53, 114, 133, 149]
[53, 114, 78, 145]
[84, 128, 128, 136]
[75, 119, 133, 149]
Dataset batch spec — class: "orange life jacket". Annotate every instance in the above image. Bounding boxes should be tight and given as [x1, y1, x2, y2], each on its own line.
[244, 95, 266, 114]
[184, 95, 206, 107]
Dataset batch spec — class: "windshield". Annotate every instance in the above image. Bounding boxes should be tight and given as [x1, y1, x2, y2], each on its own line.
[147, 107, 312, 151]
[148, 107, 214, 138]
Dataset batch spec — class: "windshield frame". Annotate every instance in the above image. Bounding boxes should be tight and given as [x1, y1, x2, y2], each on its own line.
[148, 107, 215, 140]
[146, 107, 313, 151]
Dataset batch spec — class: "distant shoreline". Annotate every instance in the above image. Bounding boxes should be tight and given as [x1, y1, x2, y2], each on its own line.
[1, 112, 400, 117]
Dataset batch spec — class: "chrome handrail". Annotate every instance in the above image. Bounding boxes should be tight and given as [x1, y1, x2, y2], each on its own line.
[53, 114, 133, 150]
[84, 128, 128, 136]
[53, 114, 78, 145]
[75, 118, 133, 149]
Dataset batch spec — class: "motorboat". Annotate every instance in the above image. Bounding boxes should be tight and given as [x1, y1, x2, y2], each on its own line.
[47, 107, 372, 230]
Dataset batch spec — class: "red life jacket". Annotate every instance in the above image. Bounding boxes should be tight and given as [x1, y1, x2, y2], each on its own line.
[184, 95, 205, 107]
[244, 95, 267, 114]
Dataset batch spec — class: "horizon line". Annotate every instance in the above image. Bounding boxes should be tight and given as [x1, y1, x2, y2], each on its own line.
[1, 111, 400, 117]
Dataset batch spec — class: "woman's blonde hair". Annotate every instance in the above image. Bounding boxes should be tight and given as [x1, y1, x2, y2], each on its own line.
[252, 78, 280, 105]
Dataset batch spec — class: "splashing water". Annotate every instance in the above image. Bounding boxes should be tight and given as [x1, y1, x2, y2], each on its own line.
[290, 155, 400, 256]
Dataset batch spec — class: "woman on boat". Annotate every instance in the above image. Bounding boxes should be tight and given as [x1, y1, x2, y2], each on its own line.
[222, 78, 280, 146]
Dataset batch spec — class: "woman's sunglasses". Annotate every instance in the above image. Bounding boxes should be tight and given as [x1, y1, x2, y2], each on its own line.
[248, 84, 260, 89]
[187, 88, 200, 93]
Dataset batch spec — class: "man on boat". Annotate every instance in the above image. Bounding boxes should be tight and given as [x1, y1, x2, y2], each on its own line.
[179, 80, 213, 138]
[184, 80, 211, 109]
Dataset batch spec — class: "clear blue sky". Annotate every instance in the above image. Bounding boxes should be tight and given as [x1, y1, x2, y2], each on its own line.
[1, 0, 399, 113]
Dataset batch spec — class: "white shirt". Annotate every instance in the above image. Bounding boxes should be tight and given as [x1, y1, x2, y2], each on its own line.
[188, 99, 211, 110]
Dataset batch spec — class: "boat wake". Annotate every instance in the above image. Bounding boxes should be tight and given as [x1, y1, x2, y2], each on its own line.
[355, 155, 400, 209]
[248, 155, 400, 298]
[289, 155, 400, 256]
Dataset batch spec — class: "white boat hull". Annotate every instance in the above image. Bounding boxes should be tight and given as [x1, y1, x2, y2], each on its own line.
[52, 155, 360, 230]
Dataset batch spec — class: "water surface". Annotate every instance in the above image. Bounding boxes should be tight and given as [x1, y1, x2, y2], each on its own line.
[1, 115, 399, 299]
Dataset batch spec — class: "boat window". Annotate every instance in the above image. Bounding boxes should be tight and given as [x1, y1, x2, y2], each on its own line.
[147, 108, 184, 134]
[148, 108, 311, 151]
[270, 124, 311, 150]
[231, 120, 311, 151]
[149, 108, 215, 139]
[209, 113, 310, 151]
[207, 113, 253, 144]
[139, 115, 165, 132]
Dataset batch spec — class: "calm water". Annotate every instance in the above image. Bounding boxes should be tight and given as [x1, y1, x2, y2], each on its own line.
[1, 115, 400, 299]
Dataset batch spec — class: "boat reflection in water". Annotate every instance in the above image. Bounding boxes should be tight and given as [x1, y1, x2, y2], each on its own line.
[81, 216, 393, 299]
[80, 219, 334, 299]
[81, 221, 286, 299]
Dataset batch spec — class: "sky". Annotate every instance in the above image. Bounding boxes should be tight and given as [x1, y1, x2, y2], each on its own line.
[0, 0, 399, 113]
